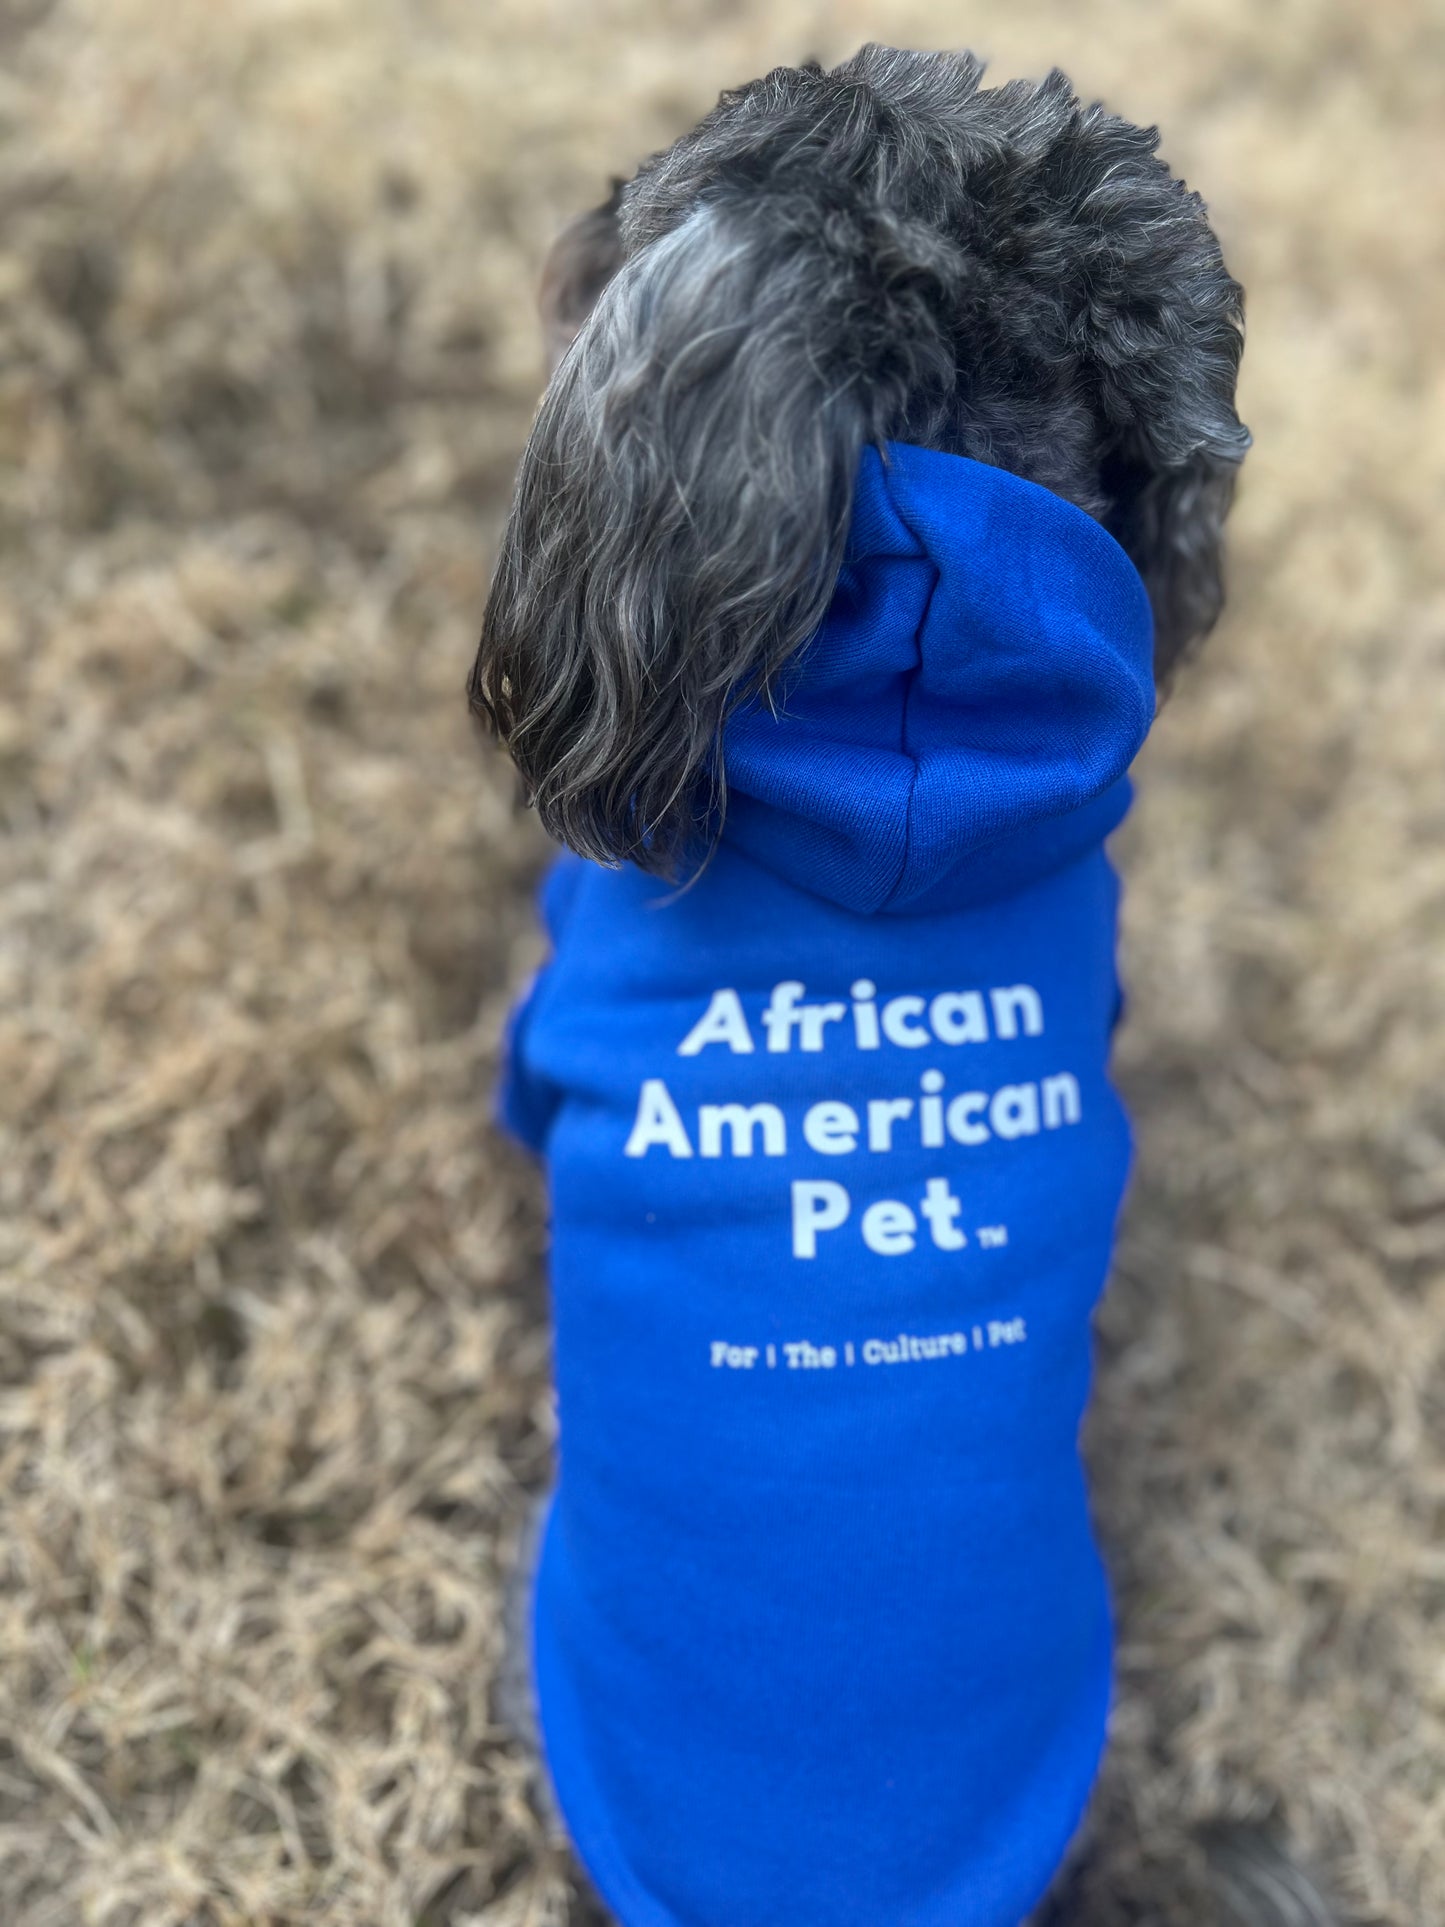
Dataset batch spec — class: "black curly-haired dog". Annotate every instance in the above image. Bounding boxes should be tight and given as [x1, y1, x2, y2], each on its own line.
[476, 47, 1249, 869]
[474, 46, 1340, 1927]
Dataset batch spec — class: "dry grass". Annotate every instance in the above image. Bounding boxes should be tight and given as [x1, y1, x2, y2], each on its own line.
[0, 1, 1441, 1922]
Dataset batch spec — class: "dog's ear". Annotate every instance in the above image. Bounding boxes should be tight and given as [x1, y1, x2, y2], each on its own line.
[471, 188, 953, 875]
[1106, 449, 1244, 686]
[538, 182, 625, 374]
[1045, 93, 1250, 679]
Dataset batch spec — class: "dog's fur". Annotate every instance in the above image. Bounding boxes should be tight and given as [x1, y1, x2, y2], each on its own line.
[474, 44, 1342, 1927]
[471, 45, 1248, 878]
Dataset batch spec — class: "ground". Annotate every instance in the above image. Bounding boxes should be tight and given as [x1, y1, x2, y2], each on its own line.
[1, 2, 1442, 1923]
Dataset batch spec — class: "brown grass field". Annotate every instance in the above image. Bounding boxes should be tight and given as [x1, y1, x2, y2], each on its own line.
[1, 1, 1442, 1922]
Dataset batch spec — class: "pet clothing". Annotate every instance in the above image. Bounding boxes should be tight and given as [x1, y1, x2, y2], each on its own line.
[501, 441, 1155, 1927]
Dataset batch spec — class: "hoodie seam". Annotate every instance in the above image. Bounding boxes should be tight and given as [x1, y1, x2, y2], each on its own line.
[880, 505, 943, 914]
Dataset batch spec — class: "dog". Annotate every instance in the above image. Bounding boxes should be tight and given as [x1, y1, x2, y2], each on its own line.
[472, 46, 1339, 1927]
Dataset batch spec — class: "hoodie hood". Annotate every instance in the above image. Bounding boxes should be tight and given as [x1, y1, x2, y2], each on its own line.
[721, 441, 1155, 915]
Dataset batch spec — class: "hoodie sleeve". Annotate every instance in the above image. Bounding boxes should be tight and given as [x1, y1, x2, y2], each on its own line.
[496, 853, 585, 1158]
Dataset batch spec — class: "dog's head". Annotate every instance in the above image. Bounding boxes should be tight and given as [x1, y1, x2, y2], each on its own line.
[472, 47, 1249, 875]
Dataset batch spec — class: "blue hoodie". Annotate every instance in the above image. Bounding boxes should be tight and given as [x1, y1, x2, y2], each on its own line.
[501, 442, 1155, 1927]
